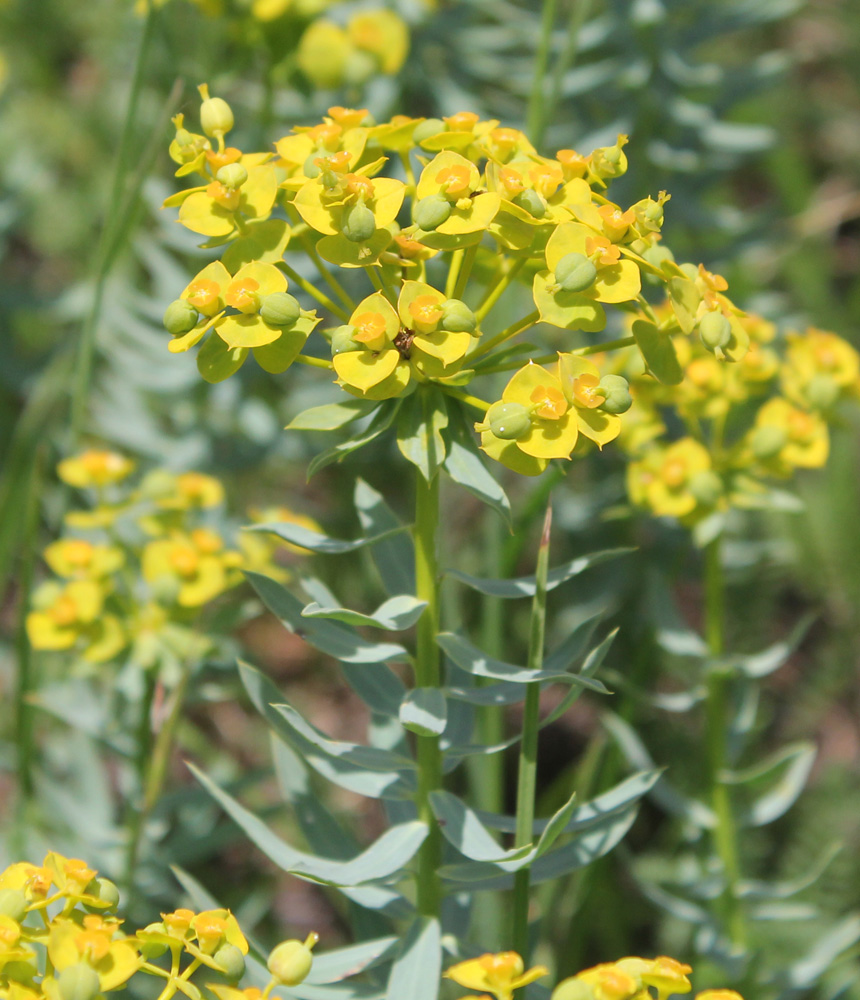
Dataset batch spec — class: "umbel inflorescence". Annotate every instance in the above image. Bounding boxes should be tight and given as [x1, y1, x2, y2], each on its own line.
[162, 88, 859, 515]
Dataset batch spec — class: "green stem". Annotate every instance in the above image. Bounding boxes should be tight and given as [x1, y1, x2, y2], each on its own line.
[298, 232, 356, 312]
[445, 249, 465, 300]
[703, 537, 746, 949]
[526, 0, 559, 147]
[413, 469, 443, 918]
[475, 258, 525, 323]
[280, 262, 350, 321]
[453, 243, 479, 301]
[71, 6, 156, 439]
[512, 504, 552, 960]
[545, 0, 593, 129]
[124, 670, 157, 901]
[367, 266, 397, 306]
[438, 386, 489, 412]
[469, 310, 540, 362]
[476, 336, 638, 376]
[293, 354, 333, 370]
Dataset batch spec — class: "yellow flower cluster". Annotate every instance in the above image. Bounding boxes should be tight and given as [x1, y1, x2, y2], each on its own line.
[0, 854, 316, 1000]
[26, 451, 316, 664]
[445, 952, 741, 1000]
[162, 90, 858, 482]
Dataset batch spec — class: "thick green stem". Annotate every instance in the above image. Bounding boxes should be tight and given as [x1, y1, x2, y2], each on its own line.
[413, 471, 443, 918]
[704, 537, 746, 948]
[512, 505, 552, 960]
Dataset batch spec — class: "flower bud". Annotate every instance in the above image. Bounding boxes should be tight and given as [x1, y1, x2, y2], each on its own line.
[83, 877, 120, 911]
[214, 944, 246, 982]
[330, 325, 362, 356]
[806, 373, 839, 410]
[591, 136, 628, 180]
[751, 425, 787, 460]
[216, 163, 248, 190]
[642, 245, 675, 270]
[414, 194, 452, 231]
[268, 933, 318, 987]
[599, 374, 633, 414]
[412, 118, 446, 145]
[261, 293, 301, 328]
[512, 189, 546, 218]
[163, 299, 199, 336]
[679, 262, 699, 281]
[689, 470, 723, 507]
[552, 978, 596, 1000]
[198, 85, 234, 138]
[58, 964, 101, 1000]
[486, 401, 532, 440]
[698, 312, 732, 352]
[554, 252, 598, 293]
[0, 889, 27, 922]
[441, 299, 477, 334]
[138, 923, 168, 960]
[342, 202, 377, 243]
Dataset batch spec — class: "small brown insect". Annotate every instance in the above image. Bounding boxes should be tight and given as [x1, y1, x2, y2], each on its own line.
[393, 329, 415, 359]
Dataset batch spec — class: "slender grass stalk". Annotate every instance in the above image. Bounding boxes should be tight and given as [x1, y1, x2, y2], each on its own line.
[71, 6, 156, 440]
[512, 504, 552, 960]
[703, 537, 746, 948]
[413, 466, 443, 918]
[124, 670, 157, 900]
[526, 0, 560, 148]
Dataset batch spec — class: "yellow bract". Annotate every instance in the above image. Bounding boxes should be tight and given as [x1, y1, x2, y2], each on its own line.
[445, 952, 548, 1000]
[57, 450, 134, 489]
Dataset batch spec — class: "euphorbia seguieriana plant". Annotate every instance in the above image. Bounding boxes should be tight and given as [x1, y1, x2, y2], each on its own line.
[152, 86, 860, 986]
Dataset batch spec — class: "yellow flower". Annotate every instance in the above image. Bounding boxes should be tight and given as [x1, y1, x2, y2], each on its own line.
[331, 292, 409, 398]
[781, 327, 860, 410]
[190, 910, 248, 957]
[142, 529, 236, 608]
[57, 451, 134, 489]
[445, 952, 548, 1000]
[639, 957, 693, 1000]
[27, 580, 125, 663]
[48, 915, 139, 992]
[293, 167, 405, 246]
[43, 539, 124, 580]
[476, 361, 581, 476]
[414, 151, 501, 239]
[275, 111, 369, 192]
[747, 398, 829, 475]
[347, 9, 409, 75]
[577, 963, 640, 1000]
[557, 354, 624, 448]
[627, 438, 722, 521]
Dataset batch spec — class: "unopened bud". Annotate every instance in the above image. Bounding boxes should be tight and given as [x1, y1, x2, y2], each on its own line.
[330, 325, 361, 356]
[138, 924, 168, 960]
[554, 252, 598, 293]
[642, 245, 675, 270]
[513, 189, 546, 218]
[414, 194, 452, 231]
[261, 293, 301, 328]
[441, 299, 477, 334]
[163, 299, 199, 336]
[485, 401, 532, 440]
[213, 944, 246, 982]
[342, 202, 377, 243]
[698, 312, 732, 352]
[198, 85, 234, 138]
[599, 374, 633, 414]
[267, 933, 319, 986]
[412, 118, 446, 145]
[83, 877, 120, 911]
[58, 964, 101, 1000]
[0, 889, 27, 922]
[216, 163, 248, 189]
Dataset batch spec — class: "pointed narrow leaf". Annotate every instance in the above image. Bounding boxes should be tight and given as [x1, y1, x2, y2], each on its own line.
[430, 790, 535, 866]
[442, 404, 511, 526]
[400, 688, 447, 737]
[385, 918, 441, 1000]
[302, 595, 427, 631]
[287, 398, 380, 431]
[396, 388, 448, 481]
[535, 791, 578, 858]
[727, 614, 815, 678]
[306, 937, 401, 984]
[737, 843, 841, 901]
[785, 916, 860, 989]
[354, 479, 414, 596]
[308, 402, 401, 478]
[724, 741, 816, 827]
[250, 521, 408, 555]
[445, 549, 632, 598]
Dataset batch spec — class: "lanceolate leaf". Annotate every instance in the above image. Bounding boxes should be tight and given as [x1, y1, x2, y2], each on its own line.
[399, 688, 448, 737]
[302, 595, 427, 630]
[190, 763, 427, 887]
[249, 521, 409, 555]
[354, 479, 414, 596]
[396, 387, 449, 481]
[724, 741, 816, 827]
[385, 918, 441, 1000]
[287, 397, 380, 431]
[445, 549, 632, 598]
[430, 790, 535, 866]
[308, 401, 402, 478]
[724, 613, 815, 679]
[441, 404, 512, 526]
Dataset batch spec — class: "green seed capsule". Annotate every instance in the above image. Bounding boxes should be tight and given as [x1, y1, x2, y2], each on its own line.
[441, 299, 477, 334]
[330, 325, 362, 357]
[216, 163, 248, 189]
[58, 964, 101, 1000]
[599, 374, 633, 414]
[200, 95, 234, 138]
[163, 299, 199, 336]
[213, 944, 246, 982]
[0, 889, 27, 922]
[261, 293, 301, 328]
[303, 154, 321, 179]
[698, 312, 732, 352]
[689, 470, 723, 507]
[642, 245, 675, 270]
[554, 252, 598, 293]
[83, 877, 120, 912]
[486, 401, 532, 440]
[268, 936, 317, 987]
[342, 202, 377, 243]
[138, 923, 168, 960]
[414, 194, 452, 231]
[751, 425, 788, 460]
[679, 262, 699, 281]
[412, 118, 446, 144]
[512, 189, 546, 218]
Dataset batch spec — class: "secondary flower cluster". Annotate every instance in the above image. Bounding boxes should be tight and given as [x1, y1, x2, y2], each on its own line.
[162, 88, 853, 482]
[0, 853, 316, 1000]
[444, 951, 742, 1000]
[26, 450, 316, 665]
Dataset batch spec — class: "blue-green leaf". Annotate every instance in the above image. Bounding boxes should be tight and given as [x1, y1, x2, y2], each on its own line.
[190, 763, 427, 887]
[736, 843, 841, 901]
[632, 319, 683, 384]
[725, 614, 815, 679]
[246, 572, 409, 665]
[302, 595, 427, 631]
[441, 404, 511, 526]
[307, 402, 402, 479]
[400, 688, 447, 737]
[724, 741, 816, 827]
[287, 398, 380, 431]
[385, 918, 441, 1000]
[307, 937, 401, 984]
[354, 479, 414, 596]
[249, 521, 409, 555]
[783, 915, 860, 990]
[430, 790, 535, 867]
[396, 388, 448, 481]
[445, 549, 631, 598]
